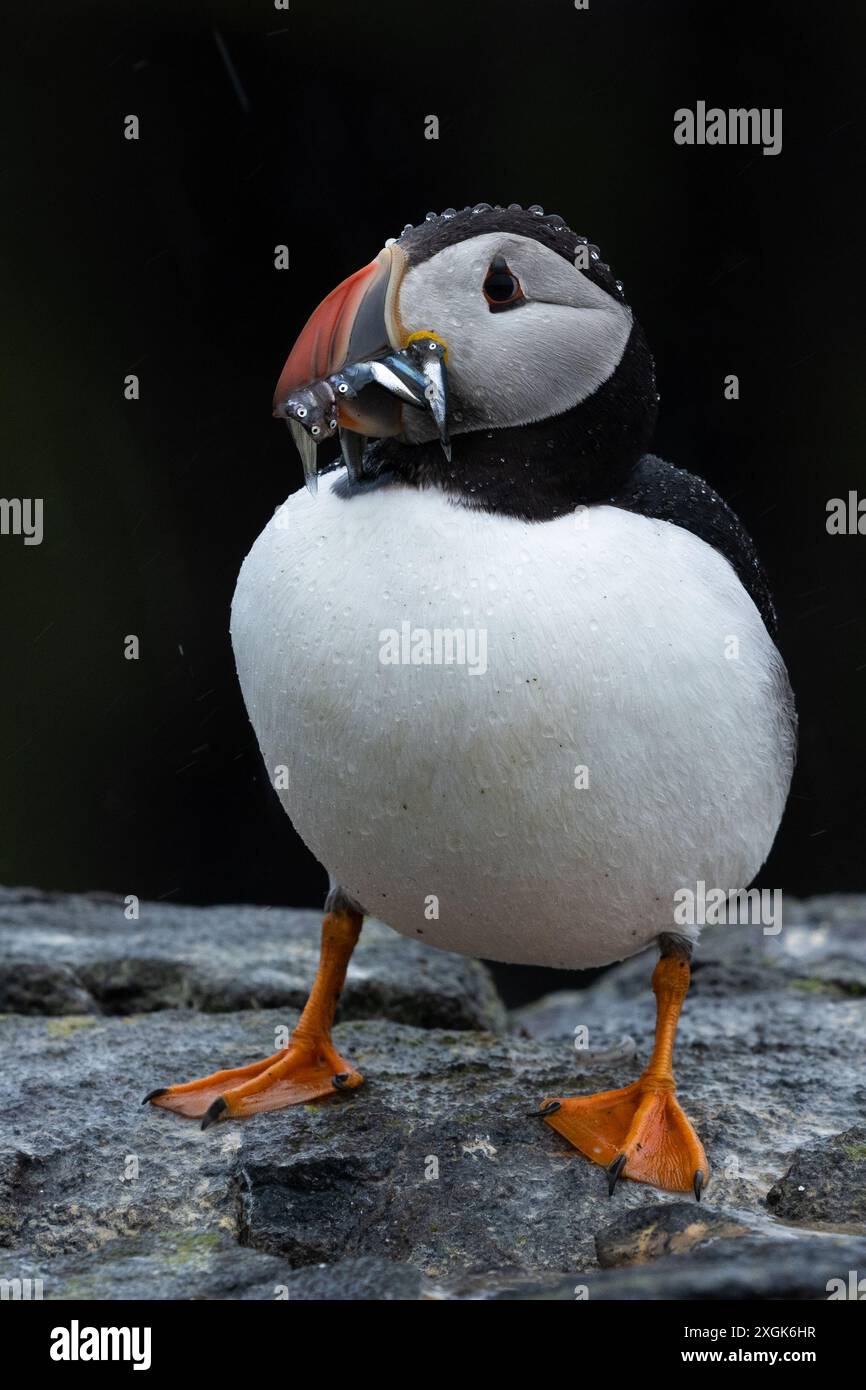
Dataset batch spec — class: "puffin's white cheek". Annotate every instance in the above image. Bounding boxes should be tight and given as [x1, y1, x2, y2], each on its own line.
[396, 230, 634, 437]
[402, 301, 633, 441]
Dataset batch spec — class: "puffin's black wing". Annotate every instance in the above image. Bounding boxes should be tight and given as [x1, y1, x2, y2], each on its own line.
[611, 453, 778, 638]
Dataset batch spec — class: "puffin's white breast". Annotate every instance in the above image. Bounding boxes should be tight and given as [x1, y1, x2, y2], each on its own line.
[230, 471, 794, 968]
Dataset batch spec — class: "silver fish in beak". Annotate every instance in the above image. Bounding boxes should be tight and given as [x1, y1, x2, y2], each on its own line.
[272, 245, 451, 493]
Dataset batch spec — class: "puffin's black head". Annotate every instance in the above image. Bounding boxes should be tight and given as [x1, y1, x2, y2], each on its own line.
[274, 203, 657, 519]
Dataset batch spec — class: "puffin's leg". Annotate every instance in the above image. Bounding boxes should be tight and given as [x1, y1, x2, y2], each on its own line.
[538, 933, 709, 1198]
[144, 889, 364, 1128]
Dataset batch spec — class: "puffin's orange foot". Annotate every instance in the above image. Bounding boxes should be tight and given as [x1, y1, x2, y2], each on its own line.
[538, 1080, 708, 1198]
[144, 1040, 363, 1128]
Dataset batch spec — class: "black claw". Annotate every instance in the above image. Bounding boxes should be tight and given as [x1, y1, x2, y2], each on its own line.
[694, 1169, 704, 1202]
[332, 1072, 350, 1090]
[142, 1088, 167, 1104]
[532, 1100, 562, 1118]
[201, 1097, 228, 1131]
[607, 1153, 627, 1197]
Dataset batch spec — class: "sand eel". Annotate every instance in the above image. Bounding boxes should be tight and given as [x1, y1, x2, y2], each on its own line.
[146, 204, 796, 1199]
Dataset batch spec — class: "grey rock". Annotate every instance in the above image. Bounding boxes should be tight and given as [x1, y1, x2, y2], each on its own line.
[1, 890, 865, 1299]
[277, 1255, 424, 1301]
[545, 895, 866, 1010]
[12, 1232, 289, 1301]
[18, 1231, 863, 1302]
[510, 988, 587, 1039]
[490, 1235, 866, 1301]
[0, 961, 94, 1016]
[0, 886, 504, 1032]
[595, 1201, 748, 1268]
[766, 1125, 866, 1226]
[0, 1008, 607, 1274]
[11, 1235, 422, 1301]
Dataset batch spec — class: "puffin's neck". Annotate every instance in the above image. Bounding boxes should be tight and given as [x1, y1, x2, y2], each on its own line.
[350, 324, 658, 523]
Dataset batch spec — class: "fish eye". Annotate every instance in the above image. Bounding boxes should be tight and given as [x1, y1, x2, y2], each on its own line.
[483, 254, 525, 310]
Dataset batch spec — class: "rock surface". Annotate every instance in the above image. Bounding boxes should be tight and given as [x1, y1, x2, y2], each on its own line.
[1, 889, 865, 1300]
[766, 1125, 866, 1226]
[0, 886, 504, 1031]
[594, 1201, 748, 1268]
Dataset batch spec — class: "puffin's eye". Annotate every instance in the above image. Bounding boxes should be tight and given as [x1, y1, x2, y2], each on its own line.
[483, 255, 524, 311]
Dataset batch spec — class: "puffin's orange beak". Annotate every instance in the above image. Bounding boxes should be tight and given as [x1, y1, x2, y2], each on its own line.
[273, 245, 406, 426]
[273, 241, 449, 493]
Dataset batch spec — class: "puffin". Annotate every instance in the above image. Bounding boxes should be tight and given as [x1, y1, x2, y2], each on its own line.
[146, 203, 796, 1199]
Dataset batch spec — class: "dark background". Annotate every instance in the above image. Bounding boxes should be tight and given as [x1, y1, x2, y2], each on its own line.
[2, 2, 864, 959]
